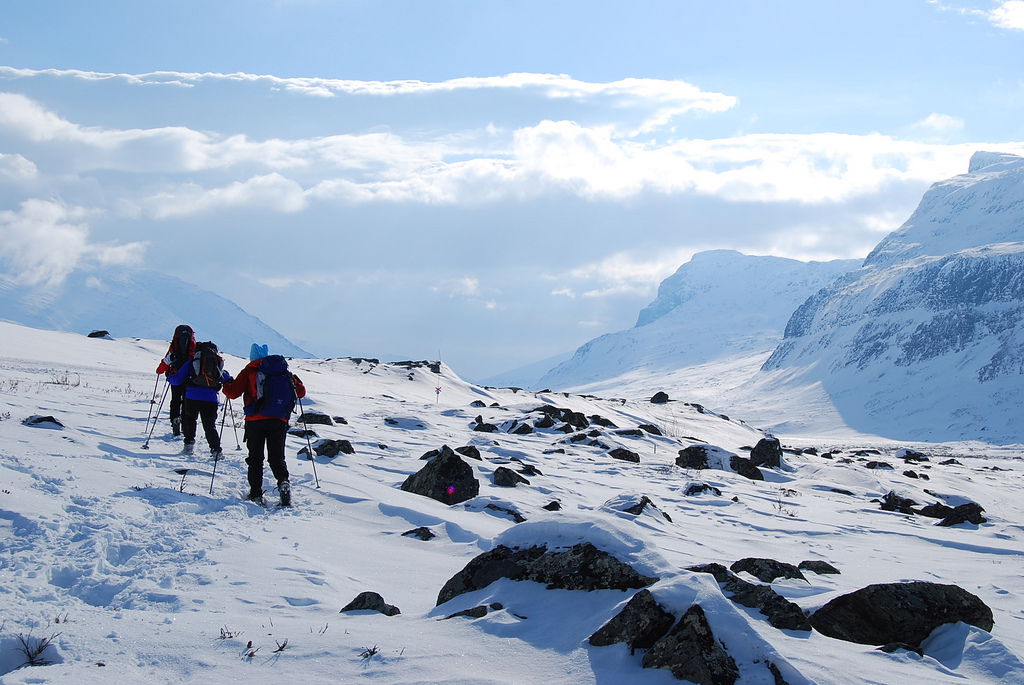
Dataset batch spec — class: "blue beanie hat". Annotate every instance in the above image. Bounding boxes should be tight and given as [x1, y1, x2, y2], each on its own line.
[250, 343, 269, 361]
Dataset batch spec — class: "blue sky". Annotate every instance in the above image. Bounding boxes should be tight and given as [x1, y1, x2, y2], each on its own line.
[1, 1, 1023, 378]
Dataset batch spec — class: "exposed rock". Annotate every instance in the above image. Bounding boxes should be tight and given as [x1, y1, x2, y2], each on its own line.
[444, 605, 488, 619]
[436, 543, 658, 605]
[533, 415, 556, 429]
[402, 526, 436, 540]
[638, 423, 663, 436]
[510, 422, 534, 435]
[903, 470, 919, 479]
[610, 447, 640, 463]
[864, 461, 893, 470]
[749, 437, 783, 468]
[542, 500, 561, 511]
[880, 491, 917, 515]
[589, 415, 618, 428]
[616, 429, 645, 437]
[288, 428, 317, 439]
[616, 495, 672, 522]
[685, 483, 722, 497]
[333, 416, 348, 425]
[400, 447, 479, 505]
[798, 560, 841, 575]
[642, 604, 739, 685]
[455, 445, 482, 460]
[650, 392, 670, 404]
[493, 466, 530, 487]
[484, 503, 526, 523]
[87, 329, 111, 338]
[676, 445, 709, 469]
[937, 502, 986, 526]
[22, 415, 64, 428]
[518, 463, 542, 477]
[830, 487, 855, 496]
[565, 411, 590, 429]
[555, 423, 575, 433]
[298, 412, 334, 426]
[589, 589, 675, 652]
[940, 458, 963, 466]
[730, 558, 806, 583]
[809, 581, 994, 647]
[470, 400, 487, 407]
[729, 455, 764, 481]
[687, 564, 811, 632]
[473, 421, 499, 433]
[305, 438, 354, 458]
[340, 591, 400, 616]
[918, 502, 954, 519]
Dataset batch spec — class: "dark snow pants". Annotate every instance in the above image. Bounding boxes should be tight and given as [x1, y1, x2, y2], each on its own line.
[169, 383, 185, 422]
[244, 418, 289, 497]
[182, 398, 221, 452]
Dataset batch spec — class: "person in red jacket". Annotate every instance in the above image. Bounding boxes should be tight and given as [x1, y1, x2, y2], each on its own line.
[156, 324, 196, 437]
[222, 344, 306, 506]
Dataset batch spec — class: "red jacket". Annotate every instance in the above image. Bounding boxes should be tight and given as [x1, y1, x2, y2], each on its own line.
[222, 358, 306, 422]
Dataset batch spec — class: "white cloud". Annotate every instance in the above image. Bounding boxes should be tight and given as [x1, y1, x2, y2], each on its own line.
[0, 199, 146, 288]
[0, 152, 37, 181]
[912, 113, 965, 133]
[143, 174, 307, 218]
[432, 277, 480, 298]
[550, 249, 699, 301]
[990, 1, 1024, 29]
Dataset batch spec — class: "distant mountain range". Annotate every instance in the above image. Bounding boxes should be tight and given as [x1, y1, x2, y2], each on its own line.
[0, 267, 309, 359]
[537, 151, 1024, 444]
[537, 250, 858, 392]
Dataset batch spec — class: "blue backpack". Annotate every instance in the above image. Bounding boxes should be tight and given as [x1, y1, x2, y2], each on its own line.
[247, 355, 296, 418]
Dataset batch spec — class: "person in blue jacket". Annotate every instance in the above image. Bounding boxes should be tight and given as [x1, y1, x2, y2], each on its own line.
[168, 341, 232, 458]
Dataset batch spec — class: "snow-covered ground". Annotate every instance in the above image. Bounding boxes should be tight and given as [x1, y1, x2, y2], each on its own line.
[1, 321, 1022, 684]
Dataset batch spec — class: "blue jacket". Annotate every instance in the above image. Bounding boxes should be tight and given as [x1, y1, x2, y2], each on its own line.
[168, 362, 232, 403]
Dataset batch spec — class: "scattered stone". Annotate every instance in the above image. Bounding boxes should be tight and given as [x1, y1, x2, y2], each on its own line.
[903, 470, 919, 479]
[400, 446, 480, 505]
[687, 564, 810, 632]
[589, 589, 675, 652]
[565, 412, 590, 429]
[473, 420, 499, 433]
[937, 502, 986, 527]
[685, 483, 722, 497]
[589, 415, 618, 428]
[305, 438, 354, 457]
[917, 502, 954, 519]
[402, 527, 436, 540]
[518, 463, 542, 477]
[854, 449, 881, 456]
[22, 415, 64, 428]
[436, 542, 659, 605]
[864, 461, 893, 470]
[87, 330, 111, 338]
[542, 500, 561, 511]
[642, 604, 740, 685]
[809, 581, 994, 648]
[650, 391, 670, 404]
[749, 438, 783, 468]
[455, 445, 482, 460]
[299, 412, 334, 426]
[730, 558, 806, 583]
[802, 447, 819, 455]
[830, 488, 855, 496]
[510, 422, 534, 435]
[484, 503, 526, 523]
[617, 495, 672, 521]
[798, 560, 841, 575]
[444, 605, 488, 619]
[939, 458, 962, 466]
[730, 455, 764, 481]
[616, 429, 645, 437]
[543, 448, 566, 454]
[638, 424, 663, 436]
[288, 428, 317, 439]
[534, 415, 556, 429]
[880, 491, 917, 515]
[470, 400, 487, 408]
[340, 591, 400, 616]
[555, 423, 575, 433]
[821, 452, 835, 459]
[333, 416, 348, 425]
[610, 447, 640, 463]
[569, 433, 589, 443]
[676, 445, 709, 469]
[493, 466, 530, 487]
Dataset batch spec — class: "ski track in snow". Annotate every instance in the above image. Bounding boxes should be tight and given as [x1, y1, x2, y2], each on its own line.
[0, 322, 1021, 684]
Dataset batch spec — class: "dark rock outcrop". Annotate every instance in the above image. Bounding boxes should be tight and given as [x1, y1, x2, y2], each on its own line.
[493, 466, 530, 487]
[937, 502, 986, 526]
[638, 424, 663, 436]
[302, 438, 354, 458]
[730, 558, 806, 583]
[880, 491, 917, 515]
[676, 445, 709, 469]
[87, 330, 110, 338]
[642, 605, 739, 685]
[436, 543, 658, 605]
[400, 447, 479, 505]
[749, 437, 783, 468]
[688, 564, 811, 632]
[809, 581, 994, 647]
[298, 412, 334, 426]
[455, 445, 482, 460]
[685, 483, 722, 497]
[589, 589, 675, 652]
[917, 502, 954, 519]
[542, 500, 561, 511]
[22, 415, 64, 428]
[402, 527, 436, 540]
[340, 591, 400, 616]
[798, 560, 841, 575]
[729, 455, 764, 481]
[650, 392, 670, 404]
[610, 447, 640, 463]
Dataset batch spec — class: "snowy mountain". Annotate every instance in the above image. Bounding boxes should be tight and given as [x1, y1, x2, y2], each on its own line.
[0, 267, 309, 359]
[0, 321, 1021, 684]
[537, 250, 858, 393]
[762, 152, 1024, 444]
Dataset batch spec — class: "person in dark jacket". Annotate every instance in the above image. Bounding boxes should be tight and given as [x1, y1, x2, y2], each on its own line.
[155, 324, 196, 436]
[168, 342, 231, 458]
[222, 343, 306, 506]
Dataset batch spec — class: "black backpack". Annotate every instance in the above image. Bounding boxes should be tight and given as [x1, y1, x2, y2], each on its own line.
[246, 355, 296, 418]
[189, 341, 224, 390]
[167, 324, 195, 371]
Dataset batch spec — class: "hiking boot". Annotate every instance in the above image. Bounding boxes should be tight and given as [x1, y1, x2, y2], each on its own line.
[210, 448, 223, 461]
[182, 441, 195, 456]
[171, 417, 181, 436]
[246, 491, 265, 506]
[278, 480, 292, 507]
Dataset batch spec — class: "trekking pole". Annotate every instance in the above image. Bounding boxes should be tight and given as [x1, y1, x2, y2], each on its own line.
[142, 382, 170, 450]
[295, 394, 321, 489]
[209, 450, 220, 495]
[143, 373, 161, 432]
[218, 398, 228, 444]
[225, 397, 242, 450]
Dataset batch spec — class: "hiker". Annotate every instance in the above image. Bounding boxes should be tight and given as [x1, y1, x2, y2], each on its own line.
[222, 344, 306, 507]
[167, 340, 231, 459]
[155, 324, 196, 437]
